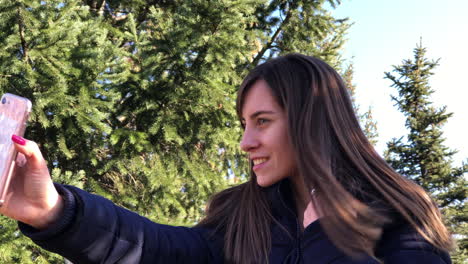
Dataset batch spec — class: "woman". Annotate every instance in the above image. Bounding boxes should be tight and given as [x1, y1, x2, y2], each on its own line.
[1, 54, 453, 263]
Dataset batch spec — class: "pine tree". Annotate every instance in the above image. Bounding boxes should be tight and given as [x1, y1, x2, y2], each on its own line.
[90, 0, 264, 225]
[0, 0, 354, 262]
[384, 42, 468, 263]
[73, 0, 353, 226]
[0, 0, 128, 262]
[248, 0, 348, 69]
[342, 63, 379, 145]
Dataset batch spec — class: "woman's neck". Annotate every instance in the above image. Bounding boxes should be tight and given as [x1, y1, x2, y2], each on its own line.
[289, 176, 319, 231]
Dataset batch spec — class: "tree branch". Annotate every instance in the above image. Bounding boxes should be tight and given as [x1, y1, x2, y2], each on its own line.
[250, 4, 293, 67]
[17, 7, 28, 62]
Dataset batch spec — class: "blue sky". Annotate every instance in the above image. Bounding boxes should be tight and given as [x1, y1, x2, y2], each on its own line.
[331, 0, 468, 165]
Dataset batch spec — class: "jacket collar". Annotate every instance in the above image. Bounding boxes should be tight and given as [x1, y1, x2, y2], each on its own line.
[264, 178, 297, 219]
[263, 178, 324, 240]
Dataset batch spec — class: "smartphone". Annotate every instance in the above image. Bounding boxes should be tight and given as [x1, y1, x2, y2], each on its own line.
[0, 93, 32, 206]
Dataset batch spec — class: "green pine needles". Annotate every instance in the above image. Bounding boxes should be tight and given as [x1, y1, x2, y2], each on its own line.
[385, 43, 468, 263]
[0, 0, 404, 263]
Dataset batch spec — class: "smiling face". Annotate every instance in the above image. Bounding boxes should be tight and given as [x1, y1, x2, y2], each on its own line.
[240, 80, 298, 187]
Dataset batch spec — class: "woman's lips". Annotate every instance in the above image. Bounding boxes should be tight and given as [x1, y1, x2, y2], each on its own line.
[252, 157, 268, 171]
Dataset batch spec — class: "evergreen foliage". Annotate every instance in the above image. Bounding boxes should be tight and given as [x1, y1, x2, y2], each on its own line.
[249, 0, 348, 69]
[342, 63, 379, 145]
[0, 0, 126, 262]
[384, 43, 468, 263]
[0, 0, 365, 262]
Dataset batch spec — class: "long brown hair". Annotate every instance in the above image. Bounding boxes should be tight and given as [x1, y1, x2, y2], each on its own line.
[197, 54, 453, 263]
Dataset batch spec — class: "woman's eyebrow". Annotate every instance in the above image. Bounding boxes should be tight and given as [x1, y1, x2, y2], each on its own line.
[241, 110, 276, 121]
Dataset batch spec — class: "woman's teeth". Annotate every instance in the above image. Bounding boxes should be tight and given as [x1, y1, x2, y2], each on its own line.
[253, 158, 268, 165]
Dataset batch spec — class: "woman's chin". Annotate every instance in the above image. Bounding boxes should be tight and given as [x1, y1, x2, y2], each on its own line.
[256, 177, 276, 188]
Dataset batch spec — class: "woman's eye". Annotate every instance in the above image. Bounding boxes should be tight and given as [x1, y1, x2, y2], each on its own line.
[257, 118, 269, 125]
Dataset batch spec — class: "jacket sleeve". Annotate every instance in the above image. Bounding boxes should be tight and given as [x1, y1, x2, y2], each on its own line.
[376, 221, 452, 264]
[19, 184, 222, 264]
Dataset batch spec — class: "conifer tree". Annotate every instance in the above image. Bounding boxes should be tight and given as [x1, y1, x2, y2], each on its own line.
[248, 0, 348, 69]
[73, 0, 352, 226]
[342, 64, 379, 145]
[0, 0, 354, 262]
[91, 0, 265, 225]
[384, 43, 468, 263]
[0, 0, 128, 262]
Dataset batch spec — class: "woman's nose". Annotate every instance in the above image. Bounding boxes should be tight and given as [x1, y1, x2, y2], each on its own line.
[240, 128, 259, 152]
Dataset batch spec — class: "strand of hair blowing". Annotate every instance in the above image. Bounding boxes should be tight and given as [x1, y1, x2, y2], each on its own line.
[279, 55, 453, 258]
[196, 177, 273, 264]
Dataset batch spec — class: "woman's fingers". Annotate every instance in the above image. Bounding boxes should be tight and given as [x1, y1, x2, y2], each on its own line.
[7, 135, 62, 229]
[12, 135, 47, 169]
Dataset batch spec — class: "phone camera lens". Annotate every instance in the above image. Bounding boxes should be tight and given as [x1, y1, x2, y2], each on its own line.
[1, 98, 5, 104]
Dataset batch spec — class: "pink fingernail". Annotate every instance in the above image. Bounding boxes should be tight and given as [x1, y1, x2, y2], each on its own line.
[11, 135, 26, 146]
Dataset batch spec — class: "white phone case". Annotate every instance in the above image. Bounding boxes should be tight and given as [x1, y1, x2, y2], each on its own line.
[0, 93, 32, 206]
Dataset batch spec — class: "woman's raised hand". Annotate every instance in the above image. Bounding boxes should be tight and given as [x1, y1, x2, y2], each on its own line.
[0, 135, 63, 229]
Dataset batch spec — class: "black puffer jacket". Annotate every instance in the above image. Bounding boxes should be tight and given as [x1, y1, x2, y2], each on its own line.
[19, 181, 451, 263]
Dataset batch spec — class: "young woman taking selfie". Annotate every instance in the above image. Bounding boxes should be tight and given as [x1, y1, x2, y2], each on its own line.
[1, 54, 453, 263]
